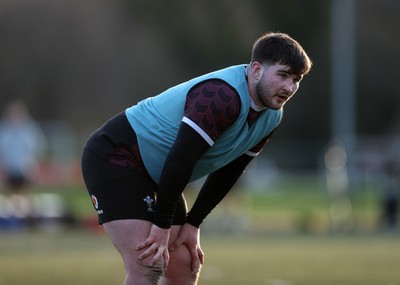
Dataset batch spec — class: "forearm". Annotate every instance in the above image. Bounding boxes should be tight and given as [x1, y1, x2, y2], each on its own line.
[154, 149, 195, 228]
[154, 123, 209, 229]
[186, 154, 253, 228]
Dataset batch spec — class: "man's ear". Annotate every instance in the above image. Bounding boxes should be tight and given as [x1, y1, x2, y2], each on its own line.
[251, 62, 264, 82]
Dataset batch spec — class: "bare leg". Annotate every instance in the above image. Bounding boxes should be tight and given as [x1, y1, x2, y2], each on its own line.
[103, 219, 164, 285]
[160, 225, 202, 285]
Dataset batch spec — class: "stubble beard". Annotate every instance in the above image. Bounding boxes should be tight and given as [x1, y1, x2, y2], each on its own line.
[255, 80, 282, 110]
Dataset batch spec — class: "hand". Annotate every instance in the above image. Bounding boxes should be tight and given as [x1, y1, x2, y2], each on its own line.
[169, 223, 204, 272]
[136, 224, 171, 272]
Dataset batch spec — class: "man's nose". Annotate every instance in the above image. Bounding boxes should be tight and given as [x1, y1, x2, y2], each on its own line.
[283, 81, 294, 93]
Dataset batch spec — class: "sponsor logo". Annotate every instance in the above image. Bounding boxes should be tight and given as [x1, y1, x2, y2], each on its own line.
[91, 194, 103, 214]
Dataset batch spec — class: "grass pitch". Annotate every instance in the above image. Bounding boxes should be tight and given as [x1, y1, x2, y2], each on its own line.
[0, 176, 395, 284]
[0, 231, 399, 285]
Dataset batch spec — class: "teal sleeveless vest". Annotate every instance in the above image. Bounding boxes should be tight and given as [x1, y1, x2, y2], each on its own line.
[126, 64, 283, 183]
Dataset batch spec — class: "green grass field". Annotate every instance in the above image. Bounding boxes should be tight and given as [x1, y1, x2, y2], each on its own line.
[0, 176, 398, 285]
[0, 231, 399, 285]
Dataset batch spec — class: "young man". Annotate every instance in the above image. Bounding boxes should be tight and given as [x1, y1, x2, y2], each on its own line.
[81, 32, 312, 285]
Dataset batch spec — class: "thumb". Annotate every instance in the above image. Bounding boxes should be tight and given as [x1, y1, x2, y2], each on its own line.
[163, 248, 170, 272]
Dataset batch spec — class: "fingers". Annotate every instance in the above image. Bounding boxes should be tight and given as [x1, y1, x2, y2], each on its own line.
[148, 245, 166, 267]
[190, 247, 203, 272]
[170, 240, 204, 272]
[138, 242, 158, 261]
[170, 235, 204, 272]
[135, 239, 152, 251]
[198, 247, 205, 265]
[163, 247, 170, 271]
[137, 242, 169, 270]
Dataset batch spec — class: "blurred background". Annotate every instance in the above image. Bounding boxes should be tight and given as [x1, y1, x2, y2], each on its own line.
[0, 0, 399, 234]
[0, 1, 399, 284]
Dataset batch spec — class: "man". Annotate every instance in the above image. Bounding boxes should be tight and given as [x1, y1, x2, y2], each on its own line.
[81, 32, 312, 285]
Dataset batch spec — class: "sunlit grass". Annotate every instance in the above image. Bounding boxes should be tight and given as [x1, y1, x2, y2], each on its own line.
[0, 176, 393, 285]
[1, 231, 399, 285]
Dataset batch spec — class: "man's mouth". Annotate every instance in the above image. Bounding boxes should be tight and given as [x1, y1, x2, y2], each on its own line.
[277, 94, 288, 100]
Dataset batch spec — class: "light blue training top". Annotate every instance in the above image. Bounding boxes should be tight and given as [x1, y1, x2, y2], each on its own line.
[126, 64, 283, 183]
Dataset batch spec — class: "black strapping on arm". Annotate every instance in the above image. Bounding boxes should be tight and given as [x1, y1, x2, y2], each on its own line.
[186, 153, 254, 228]
[154, 123, 210, 229]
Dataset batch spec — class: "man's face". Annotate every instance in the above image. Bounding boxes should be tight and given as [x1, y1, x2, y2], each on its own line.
[254, 63, 303, 110]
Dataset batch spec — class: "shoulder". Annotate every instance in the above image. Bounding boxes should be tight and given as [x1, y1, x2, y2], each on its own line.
[188, 79, 239, 100]
[184, 79, 243, 141]
[187, 78, 240, 108]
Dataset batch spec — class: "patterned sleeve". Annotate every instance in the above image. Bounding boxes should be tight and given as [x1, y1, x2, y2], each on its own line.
[183, 79, 241, 145]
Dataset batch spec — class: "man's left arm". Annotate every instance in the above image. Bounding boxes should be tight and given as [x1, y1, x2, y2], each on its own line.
[186, 153, 253, 228]
[186, 130, 276, 228]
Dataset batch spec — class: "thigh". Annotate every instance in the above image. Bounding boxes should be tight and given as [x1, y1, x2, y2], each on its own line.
[103, 219, 165, 283]
[104, 219, 151, 257]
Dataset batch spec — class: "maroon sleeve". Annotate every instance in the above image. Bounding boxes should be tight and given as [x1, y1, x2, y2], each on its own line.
[184, 79, 241, 142]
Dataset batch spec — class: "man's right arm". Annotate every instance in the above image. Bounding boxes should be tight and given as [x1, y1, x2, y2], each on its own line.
[154, 79, 241, 229]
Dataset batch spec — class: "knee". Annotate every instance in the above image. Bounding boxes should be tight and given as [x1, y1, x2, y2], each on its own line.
[163, 245, 201, 284]
[136, 259, 164, 285]
[123, 257, 163, 285]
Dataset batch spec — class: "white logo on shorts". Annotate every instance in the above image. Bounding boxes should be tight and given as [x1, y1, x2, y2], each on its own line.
[143, 196, 154, 212]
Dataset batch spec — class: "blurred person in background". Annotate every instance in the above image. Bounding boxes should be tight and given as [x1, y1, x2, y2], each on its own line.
[0, 100, 46, 228]
[81, 32, 312, 285]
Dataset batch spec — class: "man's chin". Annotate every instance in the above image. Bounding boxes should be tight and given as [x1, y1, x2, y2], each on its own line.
[267, 103, 284, 110]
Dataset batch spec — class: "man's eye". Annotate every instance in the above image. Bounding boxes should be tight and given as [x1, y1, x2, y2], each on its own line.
[294, 77, 303, 83]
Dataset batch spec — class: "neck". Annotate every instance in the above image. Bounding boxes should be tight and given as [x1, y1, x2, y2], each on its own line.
[250, 97, 265, 111]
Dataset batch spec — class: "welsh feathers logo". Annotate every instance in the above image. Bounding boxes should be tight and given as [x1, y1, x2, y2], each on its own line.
[143, 196, 154, 212]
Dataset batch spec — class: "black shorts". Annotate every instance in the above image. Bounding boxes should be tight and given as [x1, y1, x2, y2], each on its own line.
[81, 112, 187, 225]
